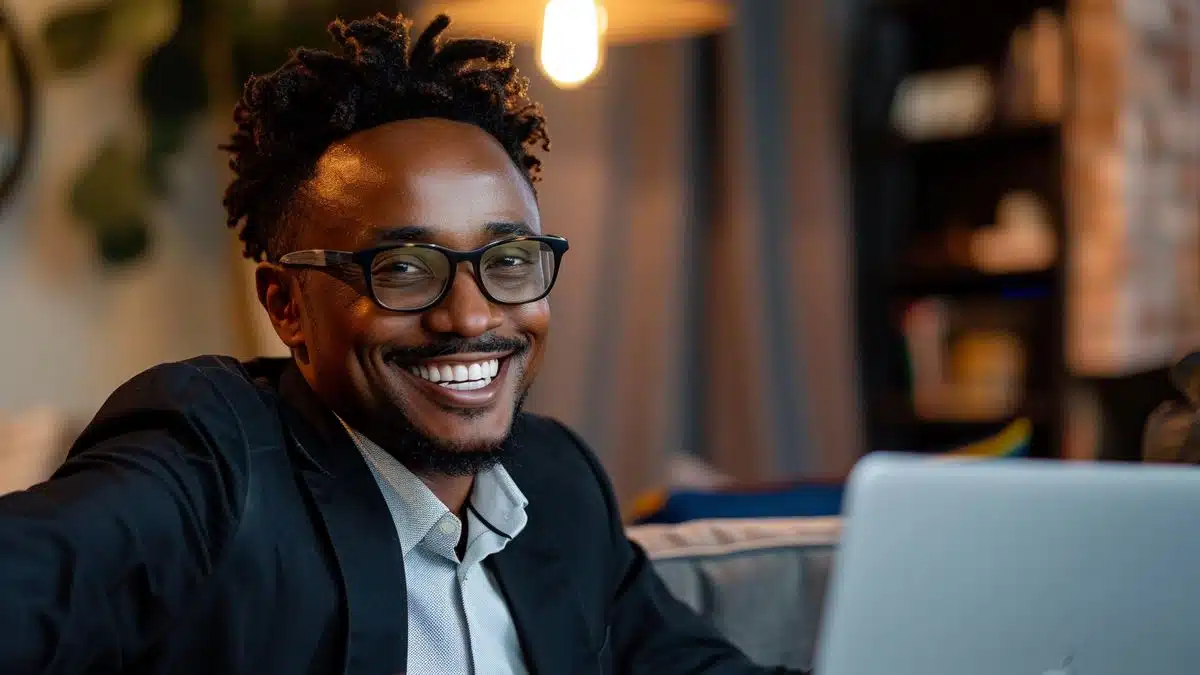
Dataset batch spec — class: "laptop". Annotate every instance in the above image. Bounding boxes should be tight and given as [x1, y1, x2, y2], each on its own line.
[815, 453, 1200, 675]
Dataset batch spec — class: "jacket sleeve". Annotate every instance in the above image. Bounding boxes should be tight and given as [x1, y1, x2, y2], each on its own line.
[555, 421, 809, 675]
[0, 362, 252, 674]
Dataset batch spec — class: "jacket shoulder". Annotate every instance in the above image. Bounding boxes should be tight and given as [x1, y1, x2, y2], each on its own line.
[510, 413, 593, 465]
[72, 355, 282, 458]
[508, 413, 616, 513]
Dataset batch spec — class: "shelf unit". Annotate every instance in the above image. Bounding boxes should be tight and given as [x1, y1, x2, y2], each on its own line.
[848, 0, 1070, 458]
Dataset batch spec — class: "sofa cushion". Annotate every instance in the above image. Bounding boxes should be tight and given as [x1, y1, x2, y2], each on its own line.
[628, 517, 840, 671]
[631, 484, 845, 524]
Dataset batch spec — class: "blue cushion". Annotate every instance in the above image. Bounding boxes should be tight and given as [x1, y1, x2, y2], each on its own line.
[633, 483, 845, 525]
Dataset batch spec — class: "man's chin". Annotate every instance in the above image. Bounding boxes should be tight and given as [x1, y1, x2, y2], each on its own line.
[405, 445, 508, 478]
[424, 432, 510, 456]
[423, 401, 515, 429]
[372, 390, 528, 477]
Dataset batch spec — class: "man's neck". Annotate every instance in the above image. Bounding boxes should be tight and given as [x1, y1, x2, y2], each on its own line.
[315, 390, 490, 517]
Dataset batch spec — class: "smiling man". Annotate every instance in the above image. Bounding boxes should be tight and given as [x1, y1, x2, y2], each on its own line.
[0, 13, 804, 675]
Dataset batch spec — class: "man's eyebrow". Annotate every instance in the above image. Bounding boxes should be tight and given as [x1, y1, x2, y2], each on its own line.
[377, 225, 432, 242]
[486, 221, 536, 237]
[374, 221, 535, 243]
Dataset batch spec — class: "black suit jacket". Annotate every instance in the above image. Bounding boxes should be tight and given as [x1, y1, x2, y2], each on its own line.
[0, 356, 805, 674]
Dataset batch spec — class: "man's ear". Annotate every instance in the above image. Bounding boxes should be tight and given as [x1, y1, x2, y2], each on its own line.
[256, 262, 305, 349]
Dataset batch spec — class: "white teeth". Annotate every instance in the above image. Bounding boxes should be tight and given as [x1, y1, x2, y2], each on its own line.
[409, 358, 502, 389]
[442, 378, 492, 391]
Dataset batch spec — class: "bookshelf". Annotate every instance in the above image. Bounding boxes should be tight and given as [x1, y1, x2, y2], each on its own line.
[849, 0, 1200, 460]
[848, 0, 1070, 458]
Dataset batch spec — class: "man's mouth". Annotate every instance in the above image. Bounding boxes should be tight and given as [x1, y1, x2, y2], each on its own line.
[385, 336, 527, 409]
[407, 357, 502, 391]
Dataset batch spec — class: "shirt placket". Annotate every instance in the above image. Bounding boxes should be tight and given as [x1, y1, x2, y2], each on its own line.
[431, 513, 477, 675]
[459, 559, 480, 675]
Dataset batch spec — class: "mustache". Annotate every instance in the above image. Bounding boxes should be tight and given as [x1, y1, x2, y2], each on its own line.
[386, 334, 530, 363]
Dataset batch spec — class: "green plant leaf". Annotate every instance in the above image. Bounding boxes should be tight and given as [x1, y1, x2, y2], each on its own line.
[42, 4, 112, 73]
[230, 0, 342, 89]
[70, 140, 154, 266]
[70, 141, 155, 267]
[69, 139, 146, 228]
[138, 37, 207, 121]
[96, 218, 152, 266]
[135, 0, 207, 197]
[143, 113, 190, 196]
[109, 0, 180, 55]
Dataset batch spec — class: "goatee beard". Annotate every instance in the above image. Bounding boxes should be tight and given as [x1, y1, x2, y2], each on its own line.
[377, 389, 528, 477]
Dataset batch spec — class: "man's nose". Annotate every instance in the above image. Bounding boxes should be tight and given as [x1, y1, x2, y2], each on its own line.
[421, 264, 503, 337]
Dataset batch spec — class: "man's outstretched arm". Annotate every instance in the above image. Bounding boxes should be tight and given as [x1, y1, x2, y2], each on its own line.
[0, 366, 247, 674]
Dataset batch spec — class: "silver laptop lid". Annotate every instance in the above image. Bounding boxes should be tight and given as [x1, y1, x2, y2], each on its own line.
[816, 453, 1200, 675]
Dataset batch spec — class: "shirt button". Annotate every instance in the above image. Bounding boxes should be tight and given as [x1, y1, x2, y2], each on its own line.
[439, 519, 456, 535]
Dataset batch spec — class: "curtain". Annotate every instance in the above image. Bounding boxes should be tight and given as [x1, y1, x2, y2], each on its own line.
[523, 0, 863, 505]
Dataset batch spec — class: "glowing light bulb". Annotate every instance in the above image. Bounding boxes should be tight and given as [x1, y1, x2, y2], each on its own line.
[538, 0, 604, 88]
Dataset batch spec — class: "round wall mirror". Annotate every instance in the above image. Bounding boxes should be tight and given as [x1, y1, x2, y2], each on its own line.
[0, 5, 34, 211]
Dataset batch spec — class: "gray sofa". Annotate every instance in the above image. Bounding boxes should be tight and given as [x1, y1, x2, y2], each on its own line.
[628, 517, 841, 671]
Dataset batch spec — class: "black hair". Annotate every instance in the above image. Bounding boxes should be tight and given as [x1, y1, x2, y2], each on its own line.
[221, 13, 550, 262]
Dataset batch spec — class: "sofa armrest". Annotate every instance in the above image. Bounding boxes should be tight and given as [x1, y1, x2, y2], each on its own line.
[628, 517, 840, 671]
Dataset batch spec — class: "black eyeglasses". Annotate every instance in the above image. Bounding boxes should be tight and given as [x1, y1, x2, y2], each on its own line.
[278, 235, 570, 312]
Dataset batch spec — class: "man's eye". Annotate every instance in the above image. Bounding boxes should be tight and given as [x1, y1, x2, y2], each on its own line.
[378, 259, 432, 275]
[487, 245, 535, 268]
[486, 256, 534, 277]
[494, 256, 530, 267]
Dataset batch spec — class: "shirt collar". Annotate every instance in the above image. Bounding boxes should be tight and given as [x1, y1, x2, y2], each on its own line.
[337, 419, 528, 556]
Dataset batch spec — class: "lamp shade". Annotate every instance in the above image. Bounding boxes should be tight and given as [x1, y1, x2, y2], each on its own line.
[412, 0, 731, 45]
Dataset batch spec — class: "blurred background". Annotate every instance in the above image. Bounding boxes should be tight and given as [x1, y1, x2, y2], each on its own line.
[0, 0, 1195, 509]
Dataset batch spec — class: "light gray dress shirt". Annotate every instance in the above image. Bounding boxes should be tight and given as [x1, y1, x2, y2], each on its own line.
[341, 424, 529, 675]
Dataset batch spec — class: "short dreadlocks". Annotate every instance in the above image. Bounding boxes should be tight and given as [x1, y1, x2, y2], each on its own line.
[221, 13, 550, 262]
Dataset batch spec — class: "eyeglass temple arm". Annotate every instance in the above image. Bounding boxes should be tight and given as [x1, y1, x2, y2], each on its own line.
[278, 250, 355, 267]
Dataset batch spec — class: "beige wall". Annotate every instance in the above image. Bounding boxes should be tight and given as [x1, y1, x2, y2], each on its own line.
[0, 0, 241, 420]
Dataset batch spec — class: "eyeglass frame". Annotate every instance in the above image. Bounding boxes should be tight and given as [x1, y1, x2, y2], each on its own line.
[276, 234, 570, 313]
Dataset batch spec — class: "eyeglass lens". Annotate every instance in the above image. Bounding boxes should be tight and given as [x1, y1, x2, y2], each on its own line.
[369, 240, 558, 310]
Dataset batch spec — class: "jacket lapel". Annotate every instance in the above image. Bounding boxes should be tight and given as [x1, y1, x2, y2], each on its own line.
[489, 477, 595, 675]
[275, 364, 408, 675]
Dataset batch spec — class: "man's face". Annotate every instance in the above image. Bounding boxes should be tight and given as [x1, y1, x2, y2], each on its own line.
[265, 118, 550, 469]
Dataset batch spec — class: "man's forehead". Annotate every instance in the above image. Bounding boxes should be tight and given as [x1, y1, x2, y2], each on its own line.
[308, 151, 531, 210]
[300, 119, 540, 248]
[321, 117, 525, 178]
[307, 145, 389, 205]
